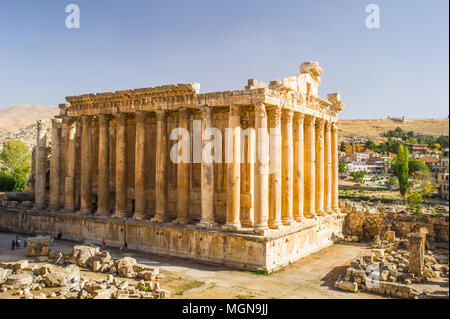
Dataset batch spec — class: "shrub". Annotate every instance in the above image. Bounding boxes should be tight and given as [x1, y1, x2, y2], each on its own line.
[0, 172, 16, 191]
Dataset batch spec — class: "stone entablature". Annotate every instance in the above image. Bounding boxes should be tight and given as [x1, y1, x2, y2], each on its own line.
[33, 61, 344, 239]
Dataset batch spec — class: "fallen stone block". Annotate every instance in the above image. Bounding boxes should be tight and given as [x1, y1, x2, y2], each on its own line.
[26, 236, 51, 257]
[338, 281, 358, 293]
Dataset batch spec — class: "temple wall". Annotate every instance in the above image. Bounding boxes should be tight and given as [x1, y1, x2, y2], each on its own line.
[0, 207, 345, 272]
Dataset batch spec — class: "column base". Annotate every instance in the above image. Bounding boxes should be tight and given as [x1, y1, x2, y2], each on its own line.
[282, 218, 294, 226]
[150, 215, 167, 223]
[197, 220, 218, 229]
[173, 217, 190, 225]
[303, 212, 316, 219]
[132, 212, 148, 221]
[111, 210, 128, 219]
[254, 223, 269, 235]
[78, 208, 92, 215]
[325, 209, 333, 215]
[95, 209, 111, 217]
[240, 219, 254, 228]
[268, 220, 282, 229]
[221, 222, 241, 231]
[294, 216, 304, 222]
[61, 207, 75, 214]
[33, 204, 46, 211]
[48, 205, 60, 212]
[332, 208, 341, 214]
[316, 210, 326, 217]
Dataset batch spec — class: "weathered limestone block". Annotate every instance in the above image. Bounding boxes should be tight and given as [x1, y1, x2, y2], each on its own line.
[337, 280, 358, 293]
[69, 245, 100, 267]
[6, 273, 34, 289]
[26, 236, 51, 257]
[116, 257, 137, 278]
[0, 268, 12, 284]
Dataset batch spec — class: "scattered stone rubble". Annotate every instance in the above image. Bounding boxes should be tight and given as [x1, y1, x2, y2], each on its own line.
[340, 200, 449, 243]
[0, 245, 169, 299]
[335, 229, 449, 299]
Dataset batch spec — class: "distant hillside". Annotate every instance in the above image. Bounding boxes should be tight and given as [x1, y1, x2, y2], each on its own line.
[0, 104, 58, 146]
[338, 118, 449, 143]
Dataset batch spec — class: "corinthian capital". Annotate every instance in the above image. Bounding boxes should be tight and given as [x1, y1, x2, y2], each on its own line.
[254, 102, 267, 117]
[155, 109, 168, 122]
[179, 107, 191, 120]
[135, 110, 148, 124]
[268, 107, 282, 127]
[116, 112, 128, 125]
[304, 115, 315, 127]
[315, 118, 325, 130]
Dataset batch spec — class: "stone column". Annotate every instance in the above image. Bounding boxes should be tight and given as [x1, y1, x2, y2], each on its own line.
[198, 106, 217, 228]
[96, 114, 111, 216]
[281, 109, 294, 225]
[409, 232, 426, 276]
[133, 111, 148, 220]
[293, 113, 304, 222]
[79, 115, 92, 214]
[315, 118, 325, 216]
[304, 115, 316, 218]
[49, 119, 62, 211]
[324, 121, 332, 214]
[112, 113, 128, 218]
[222, 104, 241, 231]
[64, 118, 77, 212]
[268, 107, 282, 229]
[34, 120, 47, 210]
[151, 109, 168, 223]
[174, 108, 191, 225]
[254, 103, 269, 234]
[331, 123, 340, 213]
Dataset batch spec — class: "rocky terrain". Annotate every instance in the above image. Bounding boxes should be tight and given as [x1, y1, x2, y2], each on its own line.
[0, 105, 57, 146]
[0, 242, 169, 299]
[338, 118, 449, 143]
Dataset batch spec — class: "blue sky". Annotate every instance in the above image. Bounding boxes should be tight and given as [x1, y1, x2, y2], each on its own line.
[0, 0, 448, 119]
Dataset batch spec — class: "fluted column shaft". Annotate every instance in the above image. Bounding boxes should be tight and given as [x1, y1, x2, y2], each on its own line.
[151, 110, 168, 222]
[268, 107, 282, 229]
[80, 116, 92, 214]
[281, 109, 294, 225]
[223, 104, 241, 230]
[315, 118, 325, 216]
[63, 118, 77, 212]
[49, 119, 62, 211]
[35, 120, 47, 209]
[304, 115, 316, 218]
[198, 106, 217, 228]
[174, 108, 191, 225]
[133, 111, 148, 220]
[331, 123, 340, 213]
[324, 121, 332, 214]
[293, 113, 304, 221]
[113, 113, 128, 218]
[96, 114, 111, 216]
[254, 103, 269, 234]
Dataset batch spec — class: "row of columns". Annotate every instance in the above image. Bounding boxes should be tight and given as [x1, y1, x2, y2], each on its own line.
[42, 103, 339, 234]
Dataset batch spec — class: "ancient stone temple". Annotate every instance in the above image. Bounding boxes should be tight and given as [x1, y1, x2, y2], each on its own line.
[11, 62, 346, 272]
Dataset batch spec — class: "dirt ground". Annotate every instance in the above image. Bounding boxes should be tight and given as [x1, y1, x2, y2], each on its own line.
[0, 231, 447, 299]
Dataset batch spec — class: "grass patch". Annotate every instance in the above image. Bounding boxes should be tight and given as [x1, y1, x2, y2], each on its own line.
[174, 280, 205, 296]
[241, 264, 270, 276]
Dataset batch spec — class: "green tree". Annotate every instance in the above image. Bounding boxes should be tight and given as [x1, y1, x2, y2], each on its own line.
[338, 162, 346, 174]
[0, 140, 31, 176]
[391, 144, 409, 196]
[408, 159, 429, 175]
[351, 170, 366, 184]
[0, 140, 31, 192]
